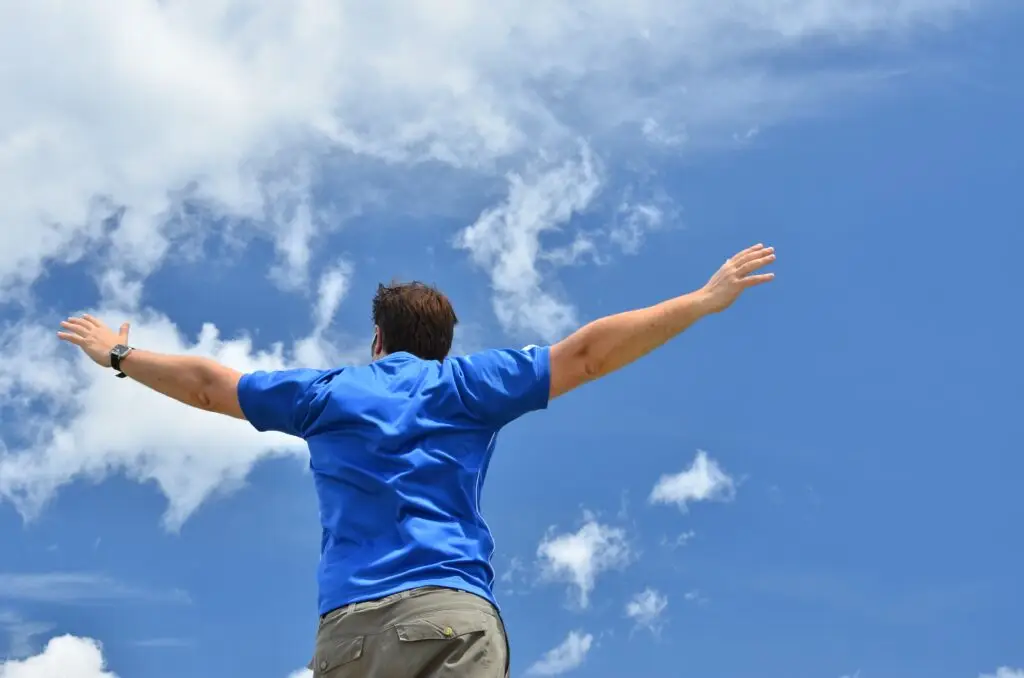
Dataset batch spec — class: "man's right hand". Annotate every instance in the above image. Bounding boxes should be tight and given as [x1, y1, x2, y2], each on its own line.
[699, 243, 776, 314]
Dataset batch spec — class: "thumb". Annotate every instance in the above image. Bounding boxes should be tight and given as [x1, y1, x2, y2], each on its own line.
[119, 322, 130, 342]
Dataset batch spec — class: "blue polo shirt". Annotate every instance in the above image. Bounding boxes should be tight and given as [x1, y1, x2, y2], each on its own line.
[237, 345, 551, 615]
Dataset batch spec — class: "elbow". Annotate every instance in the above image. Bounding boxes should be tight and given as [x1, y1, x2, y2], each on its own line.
[190, 358, 244, 418]
[194, 388, 215, 411]
[192, 359, 220, 411]
[550, 332, 607, 399]
[580, 349, 603, 382]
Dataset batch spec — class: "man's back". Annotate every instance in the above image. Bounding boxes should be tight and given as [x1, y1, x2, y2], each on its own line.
[238, 346, 551, 615]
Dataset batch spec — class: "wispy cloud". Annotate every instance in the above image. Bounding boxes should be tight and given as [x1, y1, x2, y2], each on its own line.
[980, 669, 1024, 678]
[0, 610, 53, 660]
[526, 630, 594, 676]
[625, 588, 669, 634]
[660, 530, 697, 550]
[683, 589, 709, 605]
[129, 638, 193, 650]
[0, 573, 189, 606]
[457, 148, 600, 341]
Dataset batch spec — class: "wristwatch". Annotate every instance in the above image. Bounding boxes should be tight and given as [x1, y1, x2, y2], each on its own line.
[110, 344, 134, 379]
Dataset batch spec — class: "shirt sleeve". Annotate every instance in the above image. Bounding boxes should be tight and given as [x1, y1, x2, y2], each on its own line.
[450, 345, 551, 428]
[237, 368, 328, 437]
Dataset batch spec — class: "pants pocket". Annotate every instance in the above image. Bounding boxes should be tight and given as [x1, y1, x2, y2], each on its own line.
[395, 610, 504, 676]
[395, 611, 491, 642]
[312, 635, 365, 677]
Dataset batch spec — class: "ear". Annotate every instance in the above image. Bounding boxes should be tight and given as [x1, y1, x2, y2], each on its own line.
[373, 326, 384, 356]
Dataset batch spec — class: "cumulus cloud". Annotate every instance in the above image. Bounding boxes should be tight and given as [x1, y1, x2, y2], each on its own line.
[286, 670, 312, 678]
[537, 515, 631, 608]
[0, 635, 117, 678]
[0, 264, 355, 530]
[526, 630, 593, 677]
[649, 450, 736, 511]
[625, 588, 669, 633]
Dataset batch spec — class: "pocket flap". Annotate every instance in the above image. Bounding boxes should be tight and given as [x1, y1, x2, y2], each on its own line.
[314, 635, 365, 673]
[395, 612, 491, 642]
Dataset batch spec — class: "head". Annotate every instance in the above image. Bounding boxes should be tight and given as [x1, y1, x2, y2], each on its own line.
[370, 281, 458, 361]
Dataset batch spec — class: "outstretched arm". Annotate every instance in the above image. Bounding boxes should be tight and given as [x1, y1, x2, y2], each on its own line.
[57, 316, 244, 418]
[549, 243, 775, 399]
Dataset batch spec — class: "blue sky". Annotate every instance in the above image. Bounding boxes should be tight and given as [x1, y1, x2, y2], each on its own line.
[1, 2, 1022, 678]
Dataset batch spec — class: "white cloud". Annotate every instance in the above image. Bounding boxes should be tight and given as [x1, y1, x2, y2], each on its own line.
[0, 611, 52, 660]
[683, 589, 708, 605]
[0, 264, 357, 529]
[526, 630, 593, 677]
[129, 638, 192, 649]
[0, 310, 301, 529]
[610, 201, 667, 255]
[649, 450, 736, 511]
[625, 588, 668, 632]
[661, 530, 697, 550]
[457, 148, 600, 341]
[537, 515, 631, 608]
[0, 573, 188, 605]
[0, 635, 117, 678]
[0, 0, 993, 528]
[0, 635, 316, 677]
[293, 259, 356, 367]
[980, 669, 1024, 678]
[0, 0, 984, 333]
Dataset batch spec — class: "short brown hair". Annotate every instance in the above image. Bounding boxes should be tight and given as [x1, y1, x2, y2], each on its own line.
[372, 281, 457, 361]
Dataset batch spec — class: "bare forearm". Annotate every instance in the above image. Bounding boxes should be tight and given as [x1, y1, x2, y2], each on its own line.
[120, 350, 243, 416]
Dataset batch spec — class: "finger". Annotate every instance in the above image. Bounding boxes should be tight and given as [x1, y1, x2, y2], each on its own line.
[62, 318, 92, 332]
[731, 243, 765, 262]
[741, 273, 775, 287]
[734, 245, 773, 268]
[57, 331, 86, 346]
[82, 314, 102, 327]
[118, 322, 130, 342]
[60, 321, 89, 337]
[736, 251, 776, 276]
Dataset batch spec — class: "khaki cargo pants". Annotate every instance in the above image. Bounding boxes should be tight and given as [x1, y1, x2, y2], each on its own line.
[309, 586, 510, 677]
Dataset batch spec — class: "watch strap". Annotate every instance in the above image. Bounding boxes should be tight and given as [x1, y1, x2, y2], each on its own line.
[110, 344, 133, 378]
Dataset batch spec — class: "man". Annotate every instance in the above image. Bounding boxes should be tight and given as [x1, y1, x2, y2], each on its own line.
[57, 243, 775, 677]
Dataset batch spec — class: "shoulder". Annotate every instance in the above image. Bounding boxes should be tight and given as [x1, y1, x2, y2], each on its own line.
[448, 345, 548, 371]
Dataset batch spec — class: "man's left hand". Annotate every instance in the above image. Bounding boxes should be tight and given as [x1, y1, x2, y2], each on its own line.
[58, 315, 130, 368]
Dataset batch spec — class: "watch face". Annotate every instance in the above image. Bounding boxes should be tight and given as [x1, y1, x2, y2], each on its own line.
[112, 344, 130, 357]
